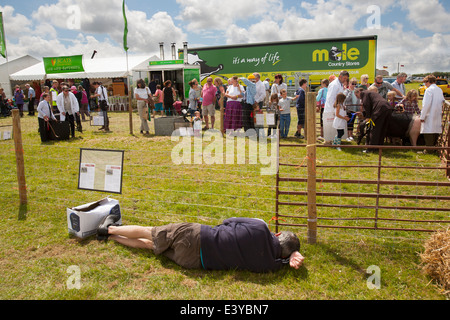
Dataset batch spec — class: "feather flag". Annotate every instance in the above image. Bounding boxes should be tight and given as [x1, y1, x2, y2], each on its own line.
[0, 12, 7, 58]
[122, 0, 129, 52]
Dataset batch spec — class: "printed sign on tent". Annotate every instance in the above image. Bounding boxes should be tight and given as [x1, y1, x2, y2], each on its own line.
[43, 55, 85, 74]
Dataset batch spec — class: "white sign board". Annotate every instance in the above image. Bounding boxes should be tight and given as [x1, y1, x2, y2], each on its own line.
[78, 149, 124, 194]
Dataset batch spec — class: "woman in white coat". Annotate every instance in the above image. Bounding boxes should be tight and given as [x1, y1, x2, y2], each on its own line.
[420, 75, 445, 148]
[134, 79, 151, 135]
[56, 86, 80, 138]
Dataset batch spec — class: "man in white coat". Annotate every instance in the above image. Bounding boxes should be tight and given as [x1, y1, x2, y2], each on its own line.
[323, 70, 349, 144]
[56, 86, 80, 138]
[420, 75, 444, 150]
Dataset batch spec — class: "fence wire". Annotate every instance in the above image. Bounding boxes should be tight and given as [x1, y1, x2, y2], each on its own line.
[1, 110, 449, 248]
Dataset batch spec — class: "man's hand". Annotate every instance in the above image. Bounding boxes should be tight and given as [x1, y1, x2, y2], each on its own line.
[289, 251, 304, 269]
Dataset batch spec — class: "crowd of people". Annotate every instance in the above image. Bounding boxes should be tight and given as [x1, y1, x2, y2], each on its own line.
[183, 72, 306, 139]
[179, 71, 444, 151]
[0, 84, 37, 118]
[0, 79, 108, 142]
[316, 71, 444, 151]
[1, 71, 445, 150]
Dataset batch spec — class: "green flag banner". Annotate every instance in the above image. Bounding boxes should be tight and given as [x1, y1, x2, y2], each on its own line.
[122, 0, 129, 52]
[149, 60, 183, 66]
[0, 13, 7, 59]
[43, 55, 85, 74]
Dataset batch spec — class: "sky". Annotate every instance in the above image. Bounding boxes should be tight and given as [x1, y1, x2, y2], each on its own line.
[1, 0, 450, 75]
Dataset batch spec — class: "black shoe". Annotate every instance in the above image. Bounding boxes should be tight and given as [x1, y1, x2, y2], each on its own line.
[97, 214, 121, 240]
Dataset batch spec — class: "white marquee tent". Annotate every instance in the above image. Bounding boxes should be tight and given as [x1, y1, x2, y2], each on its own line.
[9, 55, 160, 81]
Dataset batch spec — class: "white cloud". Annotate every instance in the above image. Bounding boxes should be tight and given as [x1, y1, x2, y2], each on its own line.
[176, 0, 283, 32]
[0, 5, 33, 38]
[31, 0, 186, 54]
[400, 0, 450, 33]
[359, 22, 450, 74]
[224, 1, 360, 44]
[1, 0, 449, 75]
[219, 0, 450, 74]
[2, 0, 186, 61]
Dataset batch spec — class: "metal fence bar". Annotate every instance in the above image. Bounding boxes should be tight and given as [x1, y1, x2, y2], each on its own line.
[275, 222, 439, 233]
[277, 201, 450, 212]
[278, 191, 450, 201]
[278, 177, 450, 187]
[276, 214, 450, 224]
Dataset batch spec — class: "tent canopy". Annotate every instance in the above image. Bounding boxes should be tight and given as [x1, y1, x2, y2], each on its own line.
[9, 55, 160, 81]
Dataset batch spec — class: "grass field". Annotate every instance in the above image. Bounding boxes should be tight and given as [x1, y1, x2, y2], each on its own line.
[0, 101, 448, 301]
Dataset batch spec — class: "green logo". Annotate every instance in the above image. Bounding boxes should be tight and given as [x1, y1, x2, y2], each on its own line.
[43, 55, 85, 74]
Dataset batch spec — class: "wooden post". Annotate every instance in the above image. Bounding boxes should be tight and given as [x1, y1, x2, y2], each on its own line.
[128, 77, 133, 135]
[12, 109, 27, 206]
[220, 96, 224, 134]
[275, 132, 280, 233]
[218, 87, 225, 134]
[306, 92, 317, 244]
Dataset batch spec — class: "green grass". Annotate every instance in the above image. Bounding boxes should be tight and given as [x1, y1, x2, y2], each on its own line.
[0, 108, 447, 300]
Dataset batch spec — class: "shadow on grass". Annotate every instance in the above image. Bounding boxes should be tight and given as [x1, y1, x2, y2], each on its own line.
[159, 257, 309, 285]
[76, 236, 310, 284]
[18, 203, 28, 220]
[315, 243, 367, 278]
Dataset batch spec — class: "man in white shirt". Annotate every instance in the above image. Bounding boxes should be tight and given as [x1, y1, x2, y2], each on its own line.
[253, 73, 267, 108]
[420, 74, 445, 150]
[37, 93, 57, 142]
[392, 73, 407, 100]
[56, 86, 80, 138]
[323, 70, 349, 144]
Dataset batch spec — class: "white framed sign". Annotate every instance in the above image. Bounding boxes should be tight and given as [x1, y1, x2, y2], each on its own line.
[0, 125, 13, 141]
[78, 148, 124, 194]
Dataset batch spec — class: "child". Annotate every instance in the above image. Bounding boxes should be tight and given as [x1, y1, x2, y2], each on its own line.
[153, 85, 164, 117]
[316, 79, 329, 139]
[279, 89, 295, 138]
[294, 79, 307, 139]
[387, 91, 397, 107]
[192, 111, 202, 137]
[387, 90, 405, 114]
[332, 93, 349, 151]
[398, 89, 421, 116]
[267, 93, 279, 138]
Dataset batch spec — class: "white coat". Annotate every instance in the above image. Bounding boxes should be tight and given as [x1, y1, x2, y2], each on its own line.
[56, 92, 80, 121]
[324, 78, 345, 114]
[420, 84, 444, 134]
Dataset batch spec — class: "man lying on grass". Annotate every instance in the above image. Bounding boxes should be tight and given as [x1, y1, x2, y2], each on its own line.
[97, 215, 304, 273]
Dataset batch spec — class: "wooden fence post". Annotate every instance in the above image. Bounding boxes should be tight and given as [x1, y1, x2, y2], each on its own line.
[306, 92, 317, 244]
[219, 92, 225, 134]
[128, 78, 133, 135]
[12, 109, 27, 206]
